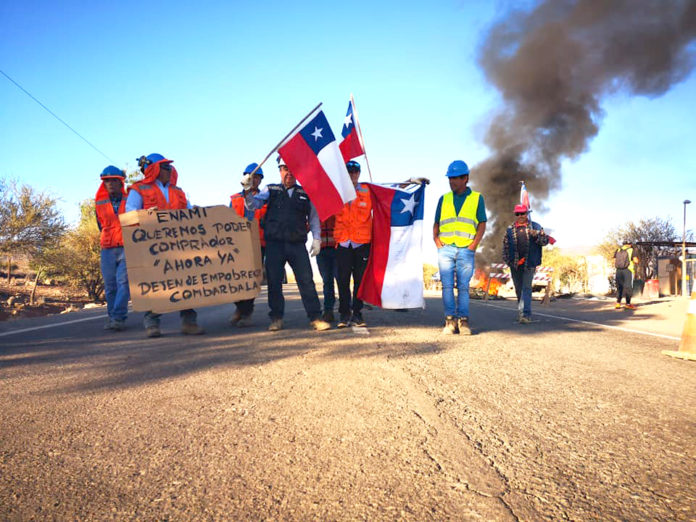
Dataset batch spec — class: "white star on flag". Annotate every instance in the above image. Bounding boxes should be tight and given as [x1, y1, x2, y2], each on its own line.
[311, 127, 323, 141]
[400, 193, 417, 215]
[343, 114, 353, 128]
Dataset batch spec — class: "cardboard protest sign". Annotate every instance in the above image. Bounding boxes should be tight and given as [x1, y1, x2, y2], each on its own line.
[119, 205, 262, 313]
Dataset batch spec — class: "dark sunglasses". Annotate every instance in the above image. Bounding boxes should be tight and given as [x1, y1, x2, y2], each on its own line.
[515, 212, 526, 216]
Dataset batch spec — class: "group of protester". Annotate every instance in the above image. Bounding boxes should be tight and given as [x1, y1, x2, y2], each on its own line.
[96, 153, 564, 338]
[95, 153, 375, 337]
[96, 154, 204, 337]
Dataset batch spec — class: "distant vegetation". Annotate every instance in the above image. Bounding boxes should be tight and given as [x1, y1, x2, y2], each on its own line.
[596, 217, 689, 280]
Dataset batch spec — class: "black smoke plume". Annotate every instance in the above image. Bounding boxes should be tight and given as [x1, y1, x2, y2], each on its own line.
[475, 0, 696, 262]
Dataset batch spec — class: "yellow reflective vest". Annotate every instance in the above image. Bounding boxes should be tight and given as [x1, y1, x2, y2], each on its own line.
[438, 191, 481, 247]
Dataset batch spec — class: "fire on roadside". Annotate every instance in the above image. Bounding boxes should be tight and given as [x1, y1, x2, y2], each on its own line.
[470, 269, 503, 296]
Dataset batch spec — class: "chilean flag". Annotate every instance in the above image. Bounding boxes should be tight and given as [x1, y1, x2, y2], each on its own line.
[358, 183, 426, 309]
[520, 181, 531, 211]
[279, 110, 356, 221]
[521, 181, 557, 244]
[339, 100, 364, 162]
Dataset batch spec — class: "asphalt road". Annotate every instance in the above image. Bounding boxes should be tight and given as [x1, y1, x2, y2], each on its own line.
[1, 289, 695, 520]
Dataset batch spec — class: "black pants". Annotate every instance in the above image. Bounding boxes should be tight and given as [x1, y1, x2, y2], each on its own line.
[336, 244, 370, 317]
[616, 268, 633, 304]
[265, 240, 321, 320]
[235, 247, 265, 317]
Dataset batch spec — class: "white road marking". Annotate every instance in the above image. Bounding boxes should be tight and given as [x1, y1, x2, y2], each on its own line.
[478, 302, 680, 341]
[0, 314, 108, 338]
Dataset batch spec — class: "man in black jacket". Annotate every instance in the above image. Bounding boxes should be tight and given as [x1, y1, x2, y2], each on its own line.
[244, 161, 330, 332]
[502, 204, 549, 323]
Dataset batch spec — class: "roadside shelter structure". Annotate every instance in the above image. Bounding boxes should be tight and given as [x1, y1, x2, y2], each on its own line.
[635, 241, 696, 296]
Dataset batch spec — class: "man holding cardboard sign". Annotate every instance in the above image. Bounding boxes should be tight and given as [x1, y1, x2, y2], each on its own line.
[125, 153, 205, 338]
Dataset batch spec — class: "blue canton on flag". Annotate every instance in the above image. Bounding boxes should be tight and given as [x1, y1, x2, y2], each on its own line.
[299, 111, 337, 155]
[390, 185, 425, 227]
[342, 101, 355, 139]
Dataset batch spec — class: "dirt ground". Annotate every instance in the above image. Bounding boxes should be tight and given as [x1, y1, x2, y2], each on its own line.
[0, 280, 94, 322]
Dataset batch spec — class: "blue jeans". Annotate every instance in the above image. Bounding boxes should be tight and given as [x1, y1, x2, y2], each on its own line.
[100, 247, 130, 322]
[316, 247, 336, 312]
[265, 240, 321, 320]
[437, 244, 475, 318]
[509, 265, 536, 318]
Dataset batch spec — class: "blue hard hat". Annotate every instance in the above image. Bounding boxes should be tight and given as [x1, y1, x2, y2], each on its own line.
[137, 153, 171, 171]
[146, 153, 167, 163]
[243, 162, 263, 177]
[446, 160, 470, 177]
[100, 165, 125, 180]
[346, 160, 361, 172]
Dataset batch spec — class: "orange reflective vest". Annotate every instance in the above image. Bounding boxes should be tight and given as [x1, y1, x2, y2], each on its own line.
[95, 184, 127, 249]
[230, 192, 267, 246]
[129, 181, 188, 210]
[334, 183, 372, 244]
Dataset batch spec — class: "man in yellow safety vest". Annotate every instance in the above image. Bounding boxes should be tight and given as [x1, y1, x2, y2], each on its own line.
[433, 160, 487, 335]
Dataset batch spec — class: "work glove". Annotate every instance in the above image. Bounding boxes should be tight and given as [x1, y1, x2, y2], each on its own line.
[309, 239, 321, 257]
[240, 173, 253, 191]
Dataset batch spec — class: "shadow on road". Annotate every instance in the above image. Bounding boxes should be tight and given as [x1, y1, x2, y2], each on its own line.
[0, 291, 679, 395]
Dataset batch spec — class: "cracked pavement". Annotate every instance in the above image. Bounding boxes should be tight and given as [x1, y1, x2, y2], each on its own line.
[1, 289, 695, 520]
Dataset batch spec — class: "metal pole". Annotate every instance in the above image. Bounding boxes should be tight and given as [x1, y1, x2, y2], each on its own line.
[683, 199, 691, 296]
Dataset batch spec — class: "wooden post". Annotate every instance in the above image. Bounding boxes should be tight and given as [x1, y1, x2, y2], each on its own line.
[541, 272, 553, 306]
[484, 268, 492, 301]
[29, 267, 43, 306]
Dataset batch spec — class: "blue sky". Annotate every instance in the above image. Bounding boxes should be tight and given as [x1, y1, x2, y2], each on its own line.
[1, 0, 695, 264]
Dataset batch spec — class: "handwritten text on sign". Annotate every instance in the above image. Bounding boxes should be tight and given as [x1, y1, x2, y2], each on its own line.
[120, 205, 262, 313]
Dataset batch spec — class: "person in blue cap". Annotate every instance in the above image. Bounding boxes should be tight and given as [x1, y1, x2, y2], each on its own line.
[126, 153, 204, 338]
[95, 166, 129, 331]
[228, 162, 267, 327]
[433, 160, 487, 335]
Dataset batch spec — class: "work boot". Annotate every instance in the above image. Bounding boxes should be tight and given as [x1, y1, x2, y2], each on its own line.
[229, 309, 242, 325]
[103, 319, 114, 331]
[442, 316, 459, 335]
[458, 317, 472, 335]
[268, 318, 283, 331]
[236, 316, 253, 327]
[337, 315, 350, 328]
[111, 320, 126, 331]
[321, 310, 335, 322]
[181, 323, 205, 335]
[310, 318, 331, 331]
[146, 326, 161, 338]
[518, 316, 531, 325]
[351, 313, 366, 327]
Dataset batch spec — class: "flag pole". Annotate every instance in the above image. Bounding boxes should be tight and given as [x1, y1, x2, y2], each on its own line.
[248, 102, 323, 176]
[350, 94, 373, 182]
